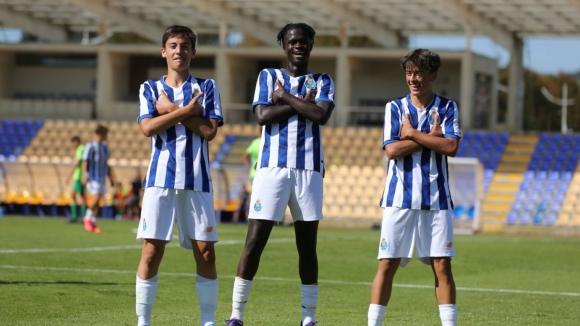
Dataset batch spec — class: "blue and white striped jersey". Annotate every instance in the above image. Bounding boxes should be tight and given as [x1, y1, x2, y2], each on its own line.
[83, 141, 109, 184]
[138, 75, 223, 192]
[252, 68, 335, 174]
[380, 94, 461, 210]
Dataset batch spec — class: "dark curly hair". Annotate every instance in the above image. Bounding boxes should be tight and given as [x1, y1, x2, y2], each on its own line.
[400, 49, 441, 72]
[276, 23, 316, 47]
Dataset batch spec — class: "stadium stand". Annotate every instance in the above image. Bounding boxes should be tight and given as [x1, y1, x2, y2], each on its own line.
[3, 119, 580, 229]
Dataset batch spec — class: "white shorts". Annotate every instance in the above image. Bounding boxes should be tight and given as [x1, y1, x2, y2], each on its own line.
[86, 181, 106, 196]
[377, 207, 455, 267]
[248, 167, 323, 222]
[136, 187, 218, 249]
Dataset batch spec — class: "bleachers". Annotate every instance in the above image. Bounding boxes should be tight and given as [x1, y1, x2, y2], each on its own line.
[506, 133, 580, 226]
[2, 119, 580, 227]
[0, 119, 44, 161]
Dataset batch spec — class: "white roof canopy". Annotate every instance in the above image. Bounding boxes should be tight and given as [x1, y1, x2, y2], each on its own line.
[0, 0, 579, 47]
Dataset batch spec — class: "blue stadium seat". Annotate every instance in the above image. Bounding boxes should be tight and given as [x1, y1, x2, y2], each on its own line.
[544, 213, 557, 226]
[518, 212, 532, 225]
[499, 132, 509, 143]
[506, 211, 518, 225]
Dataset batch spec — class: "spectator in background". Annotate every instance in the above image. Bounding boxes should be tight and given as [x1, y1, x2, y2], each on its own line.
[65, 136, 86, 223]
[113, 182, 127, 220]
[126, 169, 143, 220]
[82, 125, 115, 233]
[243, 129, 261, 188]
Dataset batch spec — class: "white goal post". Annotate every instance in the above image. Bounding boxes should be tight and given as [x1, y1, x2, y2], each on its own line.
[447, 157, 484, 234]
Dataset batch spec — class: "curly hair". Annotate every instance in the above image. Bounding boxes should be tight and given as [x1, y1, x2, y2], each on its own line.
[276, 23, 316, 47]
[400, 49, 441, 72]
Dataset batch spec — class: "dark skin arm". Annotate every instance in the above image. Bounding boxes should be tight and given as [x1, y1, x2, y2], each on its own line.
[255, 80, 333, 126]
[399, 113, 459, 157]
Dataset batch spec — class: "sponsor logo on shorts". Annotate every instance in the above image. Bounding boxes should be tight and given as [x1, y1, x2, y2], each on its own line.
[206, 227, 214, 232]
[143, 219, 147, 231]
[380, 238, 388, 250]
[446, 242, 453, 248]
[254, 200, 262, 212]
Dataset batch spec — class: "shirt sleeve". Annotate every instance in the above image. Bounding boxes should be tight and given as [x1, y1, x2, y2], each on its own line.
[137, 81, 157, 123]
[442, 100, 461, 139]
[382, 101, 402, 149]
[252, 69, 275, 110]
[75, 145, 84, 160]
[314, 74, 335, 108]
[201, 79, 224, 127]
[82, 144, 91, 161]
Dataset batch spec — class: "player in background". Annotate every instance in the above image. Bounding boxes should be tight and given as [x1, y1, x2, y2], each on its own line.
[65, 136, 86, 222]
[126, 169, 143, 220]
[243, 129, 261, 186]
[135, 25, 223, 326]
[367, 49, 460, 326]
[226, 23, 334, 326]
[82, 125, 115, 233]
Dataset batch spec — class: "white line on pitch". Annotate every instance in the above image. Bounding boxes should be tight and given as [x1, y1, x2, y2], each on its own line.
[1, 264, 578, 297]
[0, 237, 361, 254]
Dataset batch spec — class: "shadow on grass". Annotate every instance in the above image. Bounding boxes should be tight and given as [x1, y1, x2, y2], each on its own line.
[0, 280, 131, 286]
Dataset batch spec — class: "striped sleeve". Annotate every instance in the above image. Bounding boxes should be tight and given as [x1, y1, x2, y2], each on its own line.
[252, 69, 275, 110]
[442, 100, 461, 139]
[202, 79, 224, 126]
[314, 74, 335, 107]
[82, 143, 92, 161]
[138, 81, 157, 123]
[382, 101, 402, 149]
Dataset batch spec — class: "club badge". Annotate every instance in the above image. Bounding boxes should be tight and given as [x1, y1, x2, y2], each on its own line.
[428, 108, 439, 125]
[193, 89, 203, 105]
[304, 75, 316, 90]
[254, 200, 262, 212]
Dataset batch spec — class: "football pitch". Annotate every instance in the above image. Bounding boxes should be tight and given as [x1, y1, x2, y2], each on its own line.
[1, 217, 579, 326]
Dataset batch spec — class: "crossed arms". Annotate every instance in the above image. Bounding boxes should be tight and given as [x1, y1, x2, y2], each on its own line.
[139, 90, 219, 141]
[254, 80, 334, 126]
[385, 113, 459, 159]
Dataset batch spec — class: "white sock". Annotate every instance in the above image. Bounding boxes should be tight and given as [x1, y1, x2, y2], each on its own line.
[301, 284, 318, 324]
[196, 274, 218, 326]
[85, 209, 93, 220]
[439, 304, 457, 326]
[368, 304, 386, 326]
[230, 277, 253, 321]
[90, 216, 97, 223]
[136, 274, 158, 326]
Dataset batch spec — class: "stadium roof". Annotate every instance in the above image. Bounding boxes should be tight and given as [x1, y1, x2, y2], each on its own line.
[0, 0, 579, 48]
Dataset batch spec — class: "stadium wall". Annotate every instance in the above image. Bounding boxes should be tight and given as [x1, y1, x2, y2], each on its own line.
[0, 45, 497, 128]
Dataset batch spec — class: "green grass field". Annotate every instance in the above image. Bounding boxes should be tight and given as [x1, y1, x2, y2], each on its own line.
[1, 216, 579, 326]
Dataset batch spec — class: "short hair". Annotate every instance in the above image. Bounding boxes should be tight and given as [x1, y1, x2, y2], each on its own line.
[276, 23, 316, 47]
[400, 49, 441, 73]
[162, 25, 197, 49]
[95, 125, 109, 135]
[71, 136, 81, 143]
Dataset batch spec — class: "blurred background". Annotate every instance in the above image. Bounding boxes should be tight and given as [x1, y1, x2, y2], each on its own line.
[1, 0, 580, 235]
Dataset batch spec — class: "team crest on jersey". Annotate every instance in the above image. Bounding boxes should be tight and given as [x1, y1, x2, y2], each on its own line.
[428, 108, 439, 125]
[380, 238, 388, 250]
[143, 219, 147, 231]
[193, 89, 204, 105]
[304, 75, 316, 89]
[254, 200, 262, 212]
